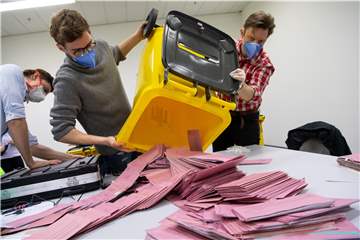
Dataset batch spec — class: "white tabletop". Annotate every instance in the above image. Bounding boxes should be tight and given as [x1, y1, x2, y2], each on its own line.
[2, 145, 359, 239]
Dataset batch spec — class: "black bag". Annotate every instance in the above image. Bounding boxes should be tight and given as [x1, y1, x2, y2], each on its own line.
[286, 121, 352, 156]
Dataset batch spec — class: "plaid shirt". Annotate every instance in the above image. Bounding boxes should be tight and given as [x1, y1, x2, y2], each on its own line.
[234, 39, 275, 112]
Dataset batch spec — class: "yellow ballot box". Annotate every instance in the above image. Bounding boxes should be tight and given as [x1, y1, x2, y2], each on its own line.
[116, 10, 240, 152]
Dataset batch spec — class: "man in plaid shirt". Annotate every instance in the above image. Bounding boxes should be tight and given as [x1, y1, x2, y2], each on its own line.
[213, 11, 276, 151]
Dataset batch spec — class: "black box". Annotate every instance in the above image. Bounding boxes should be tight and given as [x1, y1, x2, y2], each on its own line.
[1, 156, 101, 209]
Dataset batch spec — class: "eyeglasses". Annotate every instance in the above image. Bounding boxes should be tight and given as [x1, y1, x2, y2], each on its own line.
[71, 39, 96, 57]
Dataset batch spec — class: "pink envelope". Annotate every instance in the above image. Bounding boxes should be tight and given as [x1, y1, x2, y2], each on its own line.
[238, 158, 272, 165]
[341, 153, 360, 162]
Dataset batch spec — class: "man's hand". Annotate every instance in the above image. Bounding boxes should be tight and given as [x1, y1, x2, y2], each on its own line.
[230, 68, 246, 83]
[135, 21, 147, 41]
[230, 68, 255, 101]
[48, 160, 62, 165]
[104, 136, 133, 152]
[29, 159, 61, 169]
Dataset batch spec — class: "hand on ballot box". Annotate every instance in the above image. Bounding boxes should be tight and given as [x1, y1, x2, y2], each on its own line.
[230, 68, 246, 82]
[104, 136, 133, 152]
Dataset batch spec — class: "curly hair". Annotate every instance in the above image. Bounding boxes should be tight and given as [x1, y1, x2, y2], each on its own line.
[50, 9, 90, 45]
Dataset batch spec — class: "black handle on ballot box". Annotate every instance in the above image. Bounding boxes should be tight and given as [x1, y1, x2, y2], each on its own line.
[143, 8, 159, 38]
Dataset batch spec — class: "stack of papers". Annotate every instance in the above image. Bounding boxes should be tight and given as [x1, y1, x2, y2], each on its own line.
[231, 194, 335, 222]
[215, 171, 307, 202]
[3, 145, 358, 240]
[175, 156, 245, 200]
[183, 168, 245, 202]
[147, 195, 359, 240]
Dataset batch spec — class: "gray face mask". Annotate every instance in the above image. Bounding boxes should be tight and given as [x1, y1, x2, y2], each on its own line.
[27, 86, 46, 102]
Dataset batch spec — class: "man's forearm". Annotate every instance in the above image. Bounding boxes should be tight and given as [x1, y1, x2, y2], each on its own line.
[7, 118, 35, 168]
[31, 144, 74, 161]
[117, 32, 142, 57]
[59, 128, 107, 146]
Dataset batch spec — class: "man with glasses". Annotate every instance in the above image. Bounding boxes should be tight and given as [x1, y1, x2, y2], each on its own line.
[49, 9, 145, 176]
[0, 65, 74, 171]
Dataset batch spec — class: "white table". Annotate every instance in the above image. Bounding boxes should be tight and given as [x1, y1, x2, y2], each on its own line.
[2, 145, 359, 239]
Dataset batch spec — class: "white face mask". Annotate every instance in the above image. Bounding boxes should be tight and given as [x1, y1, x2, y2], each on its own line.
[27, 86, 46, 102]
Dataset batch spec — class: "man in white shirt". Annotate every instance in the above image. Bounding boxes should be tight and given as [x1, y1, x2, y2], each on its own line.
[0, 64, 74, 171]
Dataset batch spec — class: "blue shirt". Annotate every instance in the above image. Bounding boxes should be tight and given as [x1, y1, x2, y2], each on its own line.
[0, 64, 27, 136]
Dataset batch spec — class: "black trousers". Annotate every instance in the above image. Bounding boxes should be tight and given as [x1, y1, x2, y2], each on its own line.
[213, 111, 260, 152]
[98, 151, 141, 176]
[1, 156, 25, 173]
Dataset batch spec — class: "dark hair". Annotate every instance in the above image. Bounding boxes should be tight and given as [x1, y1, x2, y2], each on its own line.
[244, 11, 276, 36]
[50, 9, 90, 45]
[23, 69, 54, 92]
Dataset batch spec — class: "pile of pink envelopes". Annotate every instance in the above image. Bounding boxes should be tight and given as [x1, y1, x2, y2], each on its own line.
[147, 194, 359, 239]
[215, 170, 307, 203]
[2, 145, 169, 238]
[1, 145, 359, 240]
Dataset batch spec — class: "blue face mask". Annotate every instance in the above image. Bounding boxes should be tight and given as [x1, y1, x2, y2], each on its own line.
[244, 42, 262, 60]
[73, 49, 96, 68]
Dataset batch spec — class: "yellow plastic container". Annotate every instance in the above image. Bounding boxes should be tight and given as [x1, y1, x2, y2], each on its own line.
[116, 27, 236, 152]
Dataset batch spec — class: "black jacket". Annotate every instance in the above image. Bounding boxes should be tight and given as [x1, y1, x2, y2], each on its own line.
[286, 121, 351, 156]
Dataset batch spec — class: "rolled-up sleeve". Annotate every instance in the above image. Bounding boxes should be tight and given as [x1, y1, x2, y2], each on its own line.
[248, 65, 274, 99]
[111, 45, 126, 65]
[1, 132, 12, 146]
[50, 78, 82, 141]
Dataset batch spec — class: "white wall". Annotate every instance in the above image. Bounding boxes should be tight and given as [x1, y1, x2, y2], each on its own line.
[240, 2, 359, 152]
[1, 12, 242, 152]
